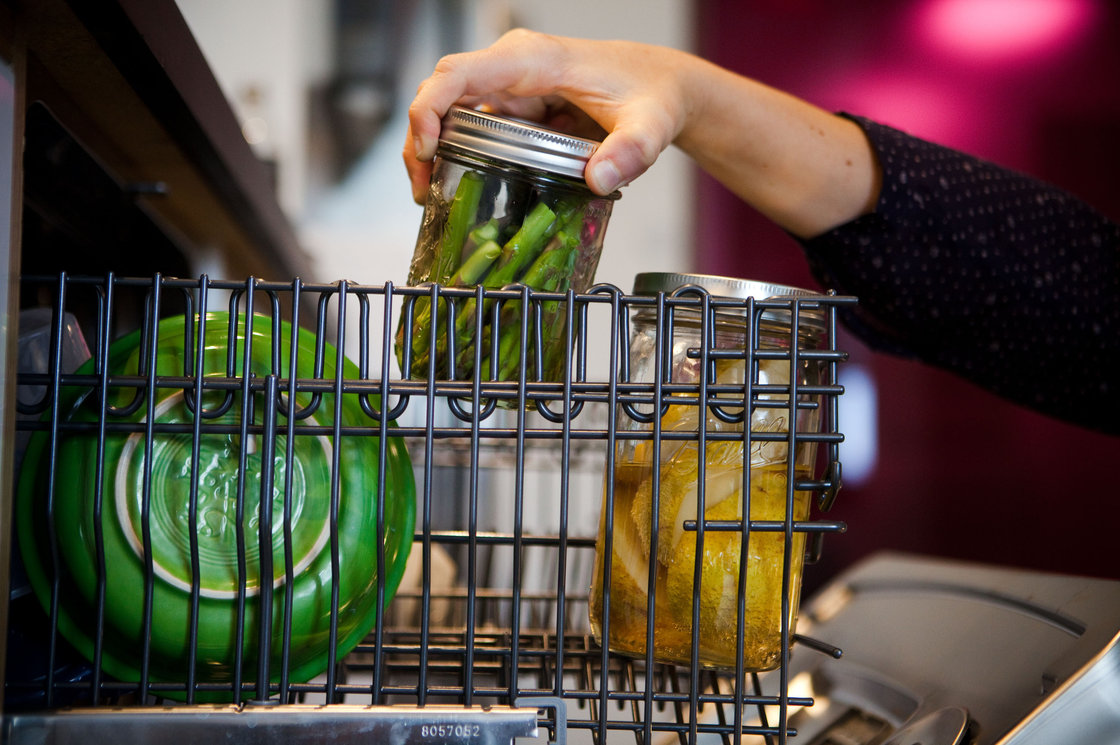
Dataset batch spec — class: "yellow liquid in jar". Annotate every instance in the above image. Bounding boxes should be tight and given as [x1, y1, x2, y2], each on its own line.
[589, 450, 810, 671]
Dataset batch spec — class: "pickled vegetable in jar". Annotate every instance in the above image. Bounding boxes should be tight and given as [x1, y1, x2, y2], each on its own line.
[589, 273, 828, 671]
[395, 106, 619, 390]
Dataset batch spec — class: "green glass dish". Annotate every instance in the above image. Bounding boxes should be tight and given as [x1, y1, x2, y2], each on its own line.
[16, 312, 415, 699]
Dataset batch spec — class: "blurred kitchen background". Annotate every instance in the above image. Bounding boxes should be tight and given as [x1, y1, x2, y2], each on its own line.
[174, 0, 1119, 593]
[173, 0, 695, 296]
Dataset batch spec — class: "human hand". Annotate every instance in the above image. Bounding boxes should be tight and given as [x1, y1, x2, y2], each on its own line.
[404, 29, 695, 203]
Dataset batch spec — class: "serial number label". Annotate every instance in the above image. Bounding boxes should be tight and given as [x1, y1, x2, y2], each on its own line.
[418, 723, 482, 739]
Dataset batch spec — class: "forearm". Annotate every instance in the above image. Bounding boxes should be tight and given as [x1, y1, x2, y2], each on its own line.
[673, 58, 881, 238]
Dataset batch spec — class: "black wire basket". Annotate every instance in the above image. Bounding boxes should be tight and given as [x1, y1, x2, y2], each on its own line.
[4, 273, 853, 745]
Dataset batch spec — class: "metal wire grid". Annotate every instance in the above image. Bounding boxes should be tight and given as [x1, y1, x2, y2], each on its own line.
[4, 273, 853, 745]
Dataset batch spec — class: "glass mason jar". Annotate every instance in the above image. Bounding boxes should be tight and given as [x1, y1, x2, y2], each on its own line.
[396, 106, 619, 391]
[589, 273, 828, 671]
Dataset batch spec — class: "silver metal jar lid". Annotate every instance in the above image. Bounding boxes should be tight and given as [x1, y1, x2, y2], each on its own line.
[632, 272, 827, 331]
[439, 105, 601, 181]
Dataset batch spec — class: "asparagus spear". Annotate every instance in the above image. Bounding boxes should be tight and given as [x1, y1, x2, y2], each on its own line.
[410, 239, 502, 344]
[536, 246, 581, 379]
[397, 170, 485, 377]
[418, 240, 503, 373]
[456, 197, 591, 379]
[494, 204, 584, 380]
[434, 171, 486, 283]
[466, 217, 500, 251]
[451, 201, 559, 375]
[496, 244, 579, 381]
[405, 189, 590, 382]
[486, 201, 558, 288]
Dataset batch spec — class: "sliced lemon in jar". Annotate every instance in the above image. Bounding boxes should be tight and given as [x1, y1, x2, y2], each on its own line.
[664, 467, 796, 647]
[630, 438, 747, 566]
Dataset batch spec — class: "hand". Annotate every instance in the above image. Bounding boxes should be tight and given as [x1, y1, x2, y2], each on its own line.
[404, 29, 693, 203]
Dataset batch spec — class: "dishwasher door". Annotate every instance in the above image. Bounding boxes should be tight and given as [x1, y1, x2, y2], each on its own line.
[759, 551, 1120, 745]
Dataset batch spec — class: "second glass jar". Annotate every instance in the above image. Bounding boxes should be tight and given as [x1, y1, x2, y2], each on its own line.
[589, 273, 828, 671]
[396, 106, 618, 391]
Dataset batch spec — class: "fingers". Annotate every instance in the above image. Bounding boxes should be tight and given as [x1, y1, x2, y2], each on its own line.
[402, 130, 435, 203]
[408, 30, 563, 158]
[403, 30, 565, 203]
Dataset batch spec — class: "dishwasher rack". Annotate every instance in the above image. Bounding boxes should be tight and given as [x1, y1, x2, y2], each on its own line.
[3, 274, 853, 745]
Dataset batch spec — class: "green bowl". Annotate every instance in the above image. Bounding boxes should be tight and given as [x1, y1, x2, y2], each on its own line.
[16, 312, 415, 699]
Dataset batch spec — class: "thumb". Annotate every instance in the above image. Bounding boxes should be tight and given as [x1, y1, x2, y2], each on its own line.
[583, 118, 669, 195]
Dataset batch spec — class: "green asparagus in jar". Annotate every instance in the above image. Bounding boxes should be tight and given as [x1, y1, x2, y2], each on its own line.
[396, 106, 618, 394]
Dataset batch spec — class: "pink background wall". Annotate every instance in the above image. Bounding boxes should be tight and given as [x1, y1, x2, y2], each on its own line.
[692, 0, 1120, 592]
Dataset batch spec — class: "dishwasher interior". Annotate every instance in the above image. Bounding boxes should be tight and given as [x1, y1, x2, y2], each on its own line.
[4, 274, 1120, 745]
[3, 273, 855, 744]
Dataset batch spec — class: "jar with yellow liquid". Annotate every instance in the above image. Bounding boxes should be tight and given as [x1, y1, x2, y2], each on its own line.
[589, 273, 828, 671]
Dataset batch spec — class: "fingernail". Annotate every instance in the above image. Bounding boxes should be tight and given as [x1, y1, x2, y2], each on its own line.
[588, 159, 622, 194]
[413, 135, 425, 158]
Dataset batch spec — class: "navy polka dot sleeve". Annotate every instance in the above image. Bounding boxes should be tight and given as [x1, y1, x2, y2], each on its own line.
[799, 114, 1120, 435]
